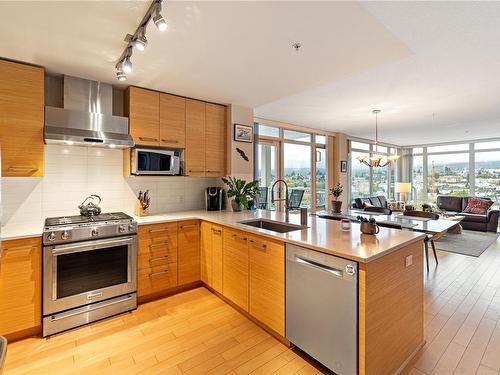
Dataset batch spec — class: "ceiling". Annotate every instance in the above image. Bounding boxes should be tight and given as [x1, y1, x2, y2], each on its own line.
[0, 1, 499, 146]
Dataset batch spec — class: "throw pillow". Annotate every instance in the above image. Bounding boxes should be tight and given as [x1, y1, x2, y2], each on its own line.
[363, 202, 374, 208]
[463, 197, 493, 215]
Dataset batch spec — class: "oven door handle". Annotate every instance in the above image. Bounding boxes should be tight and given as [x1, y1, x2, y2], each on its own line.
[51, 237, 135, 256]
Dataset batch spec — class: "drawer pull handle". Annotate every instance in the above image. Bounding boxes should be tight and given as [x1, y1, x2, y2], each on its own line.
[180, 224, 198, 229]
[161, 139, 179, 143]
[206, 170, 222, 173]
[232, 234, 247, 241]
[211, 228, 222, 234]
[8, 166, 39, 172]
[188, 170, 205, 173]
[150, 256, 169, 263]
[149, 270, 169, 277]
[139, 137, 158, 142]
[149, 242, 169, 248]
[249, 239, 267, 250]
[149, 228, 169, 233]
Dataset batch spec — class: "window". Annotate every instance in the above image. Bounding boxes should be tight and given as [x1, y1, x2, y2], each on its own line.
[255, 122, 327, 210]
[475, 151, 500, 207]
[283, 129, 311, 142]
[284, 143, 311, 208]
[351, 141, 370, 151]
[427, 153, 470, 201]
[412, 155, 425, 205]
[475, 141, 500, 150]
[427, 144, 469, 153]
[351, 151, 370, 199]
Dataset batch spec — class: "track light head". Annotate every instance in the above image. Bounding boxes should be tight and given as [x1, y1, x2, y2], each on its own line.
[116, 71, 127, 81]
[133, 28, 148, 51]
[122, 56, 132, 73]
[153, 14, 167, 31]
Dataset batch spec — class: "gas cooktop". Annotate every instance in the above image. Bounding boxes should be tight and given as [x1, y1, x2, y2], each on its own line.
[45, 212, 132, 227]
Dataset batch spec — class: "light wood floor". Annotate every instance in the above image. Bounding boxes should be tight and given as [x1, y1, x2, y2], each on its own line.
[4, 236, 500, 375]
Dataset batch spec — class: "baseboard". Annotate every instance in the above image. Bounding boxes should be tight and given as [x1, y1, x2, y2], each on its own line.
[137, 281, 203, 304]
[3, 326, 42, 343]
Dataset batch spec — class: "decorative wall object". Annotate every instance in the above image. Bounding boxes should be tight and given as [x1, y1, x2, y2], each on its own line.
[340, 160, 347, 173]
[236, 147, 249, 162]
[234, 123, 253, 143]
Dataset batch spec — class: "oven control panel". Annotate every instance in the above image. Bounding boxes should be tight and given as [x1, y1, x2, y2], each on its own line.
[43, 220, 137, 245]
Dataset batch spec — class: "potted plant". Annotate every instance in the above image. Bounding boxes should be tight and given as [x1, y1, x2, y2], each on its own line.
[222, 176, 259, 212]
[329, 183, 344, 213]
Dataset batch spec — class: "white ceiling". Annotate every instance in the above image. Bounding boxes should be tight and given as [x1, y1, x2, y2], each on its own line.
[1, 2, 499, 145]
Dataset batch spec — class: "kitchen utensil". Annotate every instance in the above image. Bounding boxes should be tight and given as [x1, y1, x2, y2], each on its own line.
[78, 195, 102, 217]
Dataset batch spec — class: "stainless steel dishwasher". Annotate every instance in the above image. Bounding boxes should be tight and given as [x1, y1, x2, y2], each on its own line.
[286, 244, 358, 375]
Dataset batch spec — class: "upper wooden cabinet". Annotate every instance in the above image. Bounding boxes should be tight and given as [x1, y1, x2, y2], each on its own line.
[126, 87, 160, 147]
[185, 99, 206, 177]
[0, 237, 42, 339]
[0, 59, 44, 177]
[160, 93, 186, 148]
[205, 103, 226, 177]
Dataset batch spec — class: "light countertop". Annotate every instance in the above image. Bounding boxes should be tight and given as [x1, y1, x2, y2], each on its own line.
[2, 209, 425, 263]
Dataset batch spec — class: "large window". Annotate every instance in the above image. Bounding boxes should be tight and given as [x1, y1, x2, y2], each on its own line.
[255, 122, 327, 210]
[349, 141, 399, 201]
[409, 140, 500, 207]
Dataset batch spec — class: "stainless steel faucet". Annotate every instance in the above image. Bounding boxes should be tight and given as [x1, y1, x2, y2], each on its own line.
[271, 179, 290, 222]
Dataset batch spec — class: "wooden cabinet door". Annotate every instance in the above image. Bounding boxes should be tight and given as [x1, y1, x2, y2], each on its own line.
[200, 222, 213, 286]
[178, 220, 200, 285]
[160, 93, 186, 148]
[185, 99, 206, 177]
[205, 103, 226, 177]
[0, 237, 41, 338]
[248, 235, 285, 335]
[127, 87, 160, 146]
[223, 228, 249, 311]
[0, 60, 44, 177]
[211, 225, 223, 294]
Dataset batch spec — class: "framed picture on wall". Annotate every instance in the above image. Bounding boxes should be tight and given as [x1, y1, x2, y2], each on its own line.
[340, 160, 347, 173]
[234, 123, 253, 143]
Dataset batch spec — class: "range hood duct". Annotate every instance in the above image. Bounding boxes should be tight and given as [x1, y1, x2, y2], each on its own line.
[44, 75, 133, 148]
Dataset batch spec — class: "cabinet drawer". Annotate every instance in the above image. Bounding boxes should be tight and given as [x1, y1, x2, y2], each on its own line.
[138, 249, 177, 270]
[137, 263, 178, 297]
[138, 222, 178, 254]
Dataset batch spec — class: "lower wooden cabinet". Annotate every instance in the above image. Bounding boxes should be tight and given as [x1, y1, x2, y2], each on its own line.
[200, 222, 223, 293]
[222, 228, 249, 311]
[248, 235, 285, 336]
[178, 220, 200, 285]
[0, 237, 41, 338]
[137, 222, 178, 298]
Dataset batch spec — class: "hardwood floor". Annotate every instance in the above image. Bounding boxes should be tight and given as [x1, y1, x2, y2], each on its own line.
[4, 236, 500, 375]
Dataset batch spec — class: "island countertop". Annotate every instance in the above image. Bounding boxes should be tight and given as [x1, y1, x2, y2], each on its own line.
[1, 209, 425, 263]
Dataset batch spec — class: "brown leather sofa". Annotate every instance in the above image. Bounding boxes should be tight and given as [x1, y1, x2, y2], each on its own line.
[436, 195, 499, 232]
[353, 195, 388, 209]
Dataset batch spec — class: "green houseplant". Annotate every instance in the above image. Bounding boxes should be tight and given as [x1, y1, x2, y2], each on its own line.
[222, 176, 259, 212]
[329, 182, 344, 213]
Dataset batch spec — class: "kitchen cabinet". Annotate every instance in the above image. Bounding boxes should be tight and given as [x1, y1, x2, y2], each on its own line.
[185, 99, 206, 177]
[0, 59, 44, 177]
[178, 220, 200, 285]
[127, 87, 160, 147]
[205, 103, 226, 177]
[200, 222, 223, 293]
[137, 222, 178, 299]
[222, 228, 249, 311]
[160, 93, 186, 148]
[0, 237, 42, 339]
[248, 235, 285, 336]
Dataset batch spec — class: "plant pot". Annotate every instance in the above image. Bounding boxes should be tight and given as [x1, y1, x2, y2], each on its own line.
[231, 200, 243, 212]
[331, 200, 342, 213]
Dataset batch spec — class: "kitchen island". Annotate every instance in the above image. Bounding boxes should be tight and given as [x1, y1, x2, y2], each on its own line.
[1, 209, 425, 374]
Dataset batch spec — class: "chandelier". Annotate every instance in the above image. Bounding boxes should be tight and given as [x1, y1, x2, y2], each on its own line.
[356, 110, 400, 168]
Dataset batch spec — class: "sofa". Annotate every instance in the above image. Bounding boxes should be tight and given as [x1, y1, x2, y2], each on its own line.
[353, 195, 388, 209]
[436, 195, 499, 232]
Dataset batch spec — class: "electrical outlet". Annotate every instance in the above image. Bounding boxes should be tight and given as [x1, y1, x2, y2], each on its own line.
[405, 255, 413, 267]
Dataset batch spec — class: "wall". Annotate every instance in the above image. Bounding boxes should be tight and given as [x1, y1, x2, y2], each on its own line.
[1, 145, 220, 228]
[227, 104, 254, 180]
[329, 133, 349, 208]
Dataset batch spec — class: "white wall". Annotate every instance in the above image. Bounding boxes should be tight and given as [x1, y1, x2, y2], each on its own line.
[227, 105, 254, 181]
[1, 145, 221, 228]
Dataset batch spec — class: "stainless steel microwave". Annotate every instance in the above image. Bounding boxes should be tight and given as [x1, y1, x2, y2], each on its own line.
[131, 148, 181, 175]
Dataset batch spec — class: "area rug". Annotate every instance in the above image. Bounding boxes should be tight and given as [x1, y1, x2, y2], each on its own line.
[434, 230, 499, 257]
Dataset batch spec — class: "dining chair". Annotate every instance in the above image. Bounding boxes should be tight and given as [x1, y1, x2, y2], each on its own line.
[258, 187, 268, 209]
[363, 206, 393, 215]
[403, 210, 440, 272]
[288, 189, 305, 210]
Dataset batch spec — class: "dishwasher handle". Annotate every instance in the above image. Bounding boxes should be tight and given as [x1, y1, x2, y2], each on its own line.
[294, 256, 343, 278]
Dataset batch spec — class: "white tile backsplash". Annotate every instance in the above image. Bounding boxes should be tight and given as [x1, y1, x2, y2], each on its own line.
[1, 145, 222, 227]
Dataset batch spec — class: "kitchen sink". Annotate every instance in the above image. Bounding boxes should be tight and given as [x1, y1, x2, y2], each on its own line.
[238, 219, 306, 233]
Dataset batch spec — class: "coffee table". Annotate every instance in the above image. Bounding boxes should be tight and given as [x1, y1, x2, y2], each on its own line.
[441, 215, 465, 234]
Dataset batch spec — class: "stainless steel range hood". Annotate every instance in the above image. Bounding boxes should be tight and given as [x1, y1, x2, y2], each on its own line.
[45, 76, 133, 148]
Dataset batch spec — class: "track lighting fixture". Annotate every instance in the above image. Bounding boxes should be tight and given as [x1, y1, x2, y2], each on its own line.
[114, 0, 167, 80]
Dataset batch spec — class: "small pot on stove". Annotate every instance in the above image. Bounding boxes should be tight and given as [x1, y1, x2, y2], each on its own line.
[78, 194, 102, 217]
